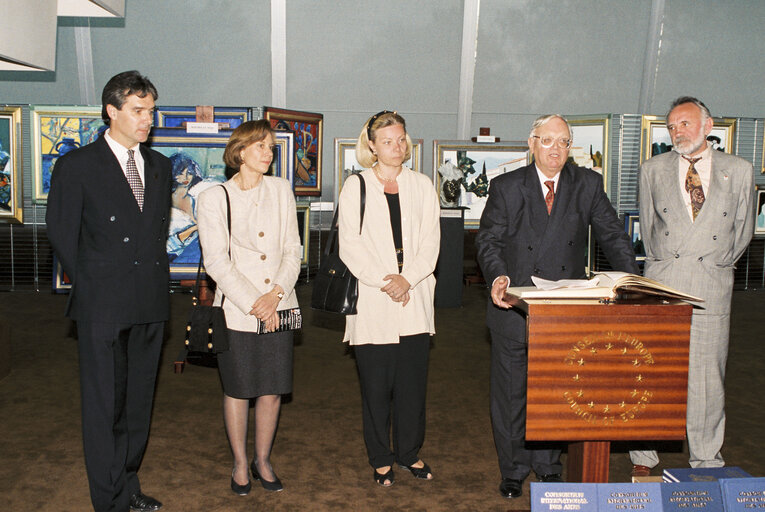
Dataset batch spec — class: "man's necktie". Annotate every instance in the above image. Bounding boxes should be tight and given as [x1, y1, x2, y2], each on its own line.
[544, 180, 555, 214]
[683, 156, 704, 220]
[126, 149, 144, 211]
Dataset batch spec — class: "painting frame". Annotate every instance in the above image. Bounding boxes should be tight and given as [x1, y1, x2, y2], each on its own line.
[263, 107, 323, 196]
[52, 256, 72, 293]
[296, 202, 310, 266]
[0, 106, 24, 223]
[274, 131, 296, 188]
[624, 212, 646, 261]
[433, 140, 529, 228]
[566, 114, 610, 191]
[640, 115, 737, 163]
[30, 105, 106, 204]
[149, 126, 237, 279]
[334, 137, 422, 199]
[755, 190, 765, 235]
[153, 106, 249, 130]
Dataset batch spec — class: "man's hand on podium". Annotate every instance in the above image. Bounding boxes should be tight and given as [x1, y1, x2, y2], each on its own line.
[491, 276, 514, 309]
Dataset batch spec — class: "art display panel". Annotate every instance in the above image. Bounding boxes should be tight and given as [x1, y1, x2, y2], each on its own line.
[0, 106, 23, 222]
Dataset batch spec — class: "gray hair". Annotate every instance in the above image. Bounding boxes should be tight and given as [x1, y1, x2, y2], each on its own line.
[667, 96, 711, 121]
[529, 114, 572, 139]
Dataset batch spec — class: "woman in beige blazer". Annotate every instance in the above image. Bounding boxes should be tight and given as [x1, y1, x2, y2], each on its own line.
[338, 111, 440, 487]
[197, 120, 302, 496]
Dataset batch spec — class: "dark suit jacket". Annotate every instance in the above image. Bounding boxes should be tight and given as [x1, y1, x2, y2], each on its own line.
[476, 162, 638, 333]
[46, 135, 172, 324]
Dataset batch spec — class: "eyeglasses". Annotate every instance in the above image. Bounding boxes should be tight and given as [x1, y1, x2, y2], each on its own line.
[532, 136, 572, 149]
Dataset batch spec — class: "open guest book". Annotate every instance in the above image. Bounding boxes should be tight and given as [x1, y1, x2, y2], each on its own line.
[503, 272, 703, 302]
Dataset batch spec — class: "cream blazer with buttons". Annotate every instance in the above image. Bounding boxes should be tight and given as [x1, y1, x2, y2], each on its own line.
[338, 167, 440, 345]
[197, 175, 302, 332]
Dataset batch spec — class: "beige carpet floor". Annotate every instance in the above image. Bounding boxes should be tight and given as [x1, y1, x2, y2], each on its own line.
[1, 283, 763, 511]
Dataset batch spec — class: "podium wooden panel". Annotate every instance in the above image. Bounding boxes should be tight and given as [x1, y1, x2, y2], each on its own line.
[518, 297, 692, 482]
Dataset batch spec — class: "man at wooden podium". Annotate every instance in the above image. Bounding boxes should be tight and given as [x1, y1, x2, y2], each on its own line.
[476, 114, 638, 498]
[629, 97, 754, 476]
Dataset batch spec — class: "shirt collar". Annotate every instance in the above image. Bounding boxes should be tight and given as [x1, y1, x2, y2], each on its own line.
[104, 129, 140, 159]
[535, 165, 560, 188]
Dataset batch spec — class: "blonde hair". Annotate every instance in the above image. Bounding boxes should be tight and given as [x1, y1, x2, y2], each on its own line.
[355, 111, 413, 168]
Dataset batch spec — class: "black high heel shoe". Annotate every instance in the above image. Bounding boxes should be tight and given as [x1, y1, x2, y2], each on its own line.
[250, 459, 283, 492]
[230, 468, 251, 496]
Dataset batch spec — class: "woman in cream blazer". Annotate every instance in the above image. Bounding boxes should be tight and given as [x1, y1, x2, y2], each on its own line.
[338, 111, 440, 487]
[197, 120, 301, 496]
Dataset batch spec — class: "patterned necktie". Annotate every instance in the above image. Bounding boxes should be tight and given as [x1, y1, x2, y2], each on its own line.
[544, 180, 555, 214]
[683, 155, 704, 220]
[126, 149, 144, 211]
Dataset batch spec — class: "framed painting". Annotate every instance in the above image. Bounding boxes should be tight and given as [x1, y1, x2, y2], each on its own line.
[755, 190, 765, 235]
[334, 137, 422, 198]
[640, 115, 737, 163]
[151, 125, 295, 279]
[274, 131, 295, 188]
[296, 202, 310, 266]
[433, 140, 529, 228]
[52, 256, 72, 293]
[153, 106, 249, 130]
[30, 105, 106, 204]
[624, 212, 646, 260]
[567, 114, 610, 191]
[263, 107, 323, 196]
[0, 106, 23, 222]
[150, 128, 232, 279]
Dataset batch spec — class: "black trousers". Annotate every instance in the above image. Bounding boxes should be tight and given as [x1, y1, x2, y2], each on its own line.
[77, 321, 164, 512]
[354, 333, 430, 469]
[490, 325, 562, 480]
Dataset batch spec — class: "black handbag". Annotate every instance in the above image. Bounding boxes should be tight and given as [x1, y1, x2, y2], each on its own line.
[183, 186, 232, 354]
[311, 173, 365, 314]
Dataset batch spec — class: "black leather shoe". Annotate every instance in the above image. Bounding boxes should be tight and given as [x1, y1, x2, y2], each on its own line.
[251, 459, 283, 492]
[129, 492, 162, 512]
[499, 478, 523, 498]
[231, 468, 252, 496]
[537, 473, 564, 483]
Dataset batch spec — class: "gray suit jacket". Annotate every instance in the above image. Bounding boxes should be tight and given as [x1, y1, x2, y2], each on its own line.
[638, 150, 754, 315]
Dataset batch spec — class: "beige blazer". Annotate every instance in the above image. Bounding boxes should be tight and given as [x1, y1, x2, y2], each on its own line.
[338, 167, 441, 345]
[638, 149, 754, 315]
[197, 176, 302, 332]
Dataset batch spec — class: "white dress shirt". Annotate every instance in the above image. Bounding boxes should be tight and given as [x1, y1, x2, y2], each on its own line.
[104, 129, 145, 184]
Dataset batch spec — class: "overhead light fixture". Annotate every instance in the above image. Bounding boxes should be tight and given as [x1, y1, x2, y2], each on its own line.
[0, 0, 58, 71]
[57, 0, 125, 17]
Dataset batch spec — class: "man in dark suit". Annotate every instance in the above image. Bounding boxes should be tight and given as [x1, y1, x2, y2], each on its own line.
[46, 71, 171, 512]
[476, 114, 638, 499]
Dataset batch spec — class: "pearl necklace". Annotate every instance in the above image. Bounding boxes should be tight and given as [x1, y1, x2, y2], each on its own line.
[374, 167, 401, 183]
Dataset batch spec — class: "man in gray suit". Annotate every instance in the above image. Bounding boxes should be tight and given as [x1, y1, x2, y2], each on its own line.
[630, 97, 754, 475]
[476, 114, 638, 498]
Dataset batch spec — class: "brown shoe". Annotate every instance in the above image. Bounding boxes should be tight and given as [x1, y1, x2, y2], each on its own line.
[631, 465, 651, 477]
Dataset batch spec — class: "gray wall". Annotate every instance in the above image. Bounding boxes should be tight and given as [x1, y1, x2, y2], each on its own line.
[1, 0, 764, 203]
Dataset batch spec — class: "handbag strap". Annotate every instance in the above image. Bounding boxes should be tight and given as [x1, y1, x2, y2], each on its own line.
[325, 172, 365, 256]
[194, 185, 232, 306]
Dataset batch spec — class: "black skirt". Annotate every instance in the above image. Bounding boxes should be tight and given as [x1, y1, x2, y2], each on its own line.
[217, 328, 293, 399]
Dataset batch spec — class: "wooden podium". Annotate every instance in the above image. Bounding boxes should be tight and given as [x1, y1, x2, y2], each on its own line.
[517, 296, 692, 482]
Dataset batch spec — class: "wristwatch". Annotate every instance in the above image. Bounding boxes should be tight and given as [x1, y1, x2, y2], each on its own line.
[275, 289, 284, 300]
